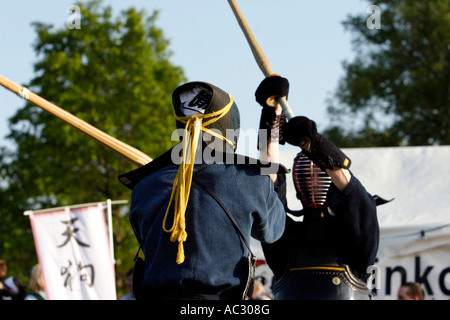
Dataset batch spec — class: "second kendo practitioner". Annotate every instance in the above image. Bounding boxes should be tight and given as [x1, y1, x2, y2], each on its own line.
[255, 75, 381, 300]
[119, 81, 286, 300]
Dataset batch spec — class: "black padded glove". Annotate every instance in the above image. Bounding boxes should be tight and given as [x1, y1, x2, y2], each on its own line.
[255, 75, 289, 148]
[258, 107, 287, 148]
[255, 75, 289, 108]
[283, 116, 351, 170]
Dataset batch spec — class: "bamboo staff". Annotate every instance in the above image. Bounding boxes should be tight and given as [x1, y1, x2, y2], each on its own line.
[0, 74, 152, 166]
[227, 0, 295, 120]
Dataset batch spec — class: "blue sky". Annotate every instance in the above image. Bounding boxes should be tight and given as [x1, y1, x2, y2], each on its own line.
[0, 0, 368, 158]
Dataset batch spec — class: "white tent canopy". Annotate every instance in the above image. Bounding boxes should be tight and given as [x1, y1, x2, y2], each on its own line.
[280, 145, 450, 227]
[253, 146, 450, 300]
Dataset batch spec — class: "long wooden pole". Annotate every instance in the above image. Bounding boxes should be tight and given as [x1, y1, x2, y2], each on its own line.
[227, 0, 295, 119]
[0, 74, 152, 166]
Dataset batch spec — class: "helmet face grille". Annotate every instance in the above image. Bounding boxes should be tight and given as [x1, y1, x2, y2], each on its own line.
[293, 153, 332, 208]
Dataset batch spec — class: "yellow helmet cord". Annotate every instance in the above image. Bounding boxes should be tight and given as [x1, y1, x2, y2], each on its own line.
[163, 94, 235, 264]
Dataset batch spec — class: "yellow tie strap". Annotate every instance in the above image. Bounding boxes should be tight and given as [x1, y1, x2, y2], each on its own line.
[290, 266, 346, 272]
[163, 94, 234, 264]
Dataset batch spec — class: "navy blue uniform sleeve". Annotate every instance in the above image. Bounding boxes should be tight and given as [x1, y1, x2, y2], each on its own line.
[273, 173, 288, 210]
[251, 175, 286, 244]
[260, 173, 291, 278]
[328, 174, 379, 279]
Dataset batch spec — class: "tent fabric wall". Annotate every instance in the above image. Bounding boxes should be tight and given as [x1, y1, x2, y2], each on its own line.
[281, 145, 450, 227]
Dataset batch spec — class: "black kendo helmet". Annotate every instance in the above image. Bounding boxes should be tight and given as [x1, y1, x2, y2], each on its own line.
[292, 151, 332, 209]
[172, 81, 240, 150]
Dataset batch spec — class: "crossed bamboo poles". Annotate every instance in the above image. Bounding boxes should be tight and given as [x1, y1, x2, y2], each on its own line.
[227, 0, 294, 120]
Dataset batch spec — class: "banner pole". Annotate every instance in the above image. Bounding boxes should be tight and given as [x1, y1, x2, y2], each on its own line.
[23, 199, 128, 216]
[106, 199, 115, 264]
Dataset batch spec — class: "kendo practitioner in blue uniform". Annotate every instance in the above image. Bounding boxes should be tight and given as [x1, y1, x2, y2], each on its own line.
[119, 81, 286, 300]
[255, 75, 382, 300]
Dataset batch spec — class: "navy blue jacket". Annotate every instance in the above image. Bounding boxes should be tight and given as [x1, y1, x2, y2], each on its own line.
[127, 150, 286, 298]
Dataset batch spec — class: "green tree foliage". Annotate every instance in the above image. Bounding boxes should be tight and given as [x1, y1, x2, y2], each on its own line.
[325, 0, 450, 147]
[0, 0, 185, 297]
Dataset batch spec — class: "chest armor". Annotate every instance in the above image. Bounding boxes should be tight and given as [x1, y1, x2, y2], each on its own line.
[273, 212, 371, 300]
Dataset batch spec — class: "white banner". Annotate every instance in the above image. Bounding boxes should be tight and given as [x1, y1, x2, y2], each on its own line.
[371, 224, 450, 300]
[29, 205, 116, 300]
